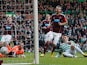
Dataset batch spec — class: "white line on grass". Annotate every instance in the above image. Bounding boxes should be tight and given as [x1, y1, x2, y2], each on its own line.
[2, 63, 33, 65]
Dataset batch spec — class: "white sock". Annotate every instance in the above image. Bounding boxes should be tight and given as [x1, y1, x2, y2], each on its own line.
[75, 46, 84, 55]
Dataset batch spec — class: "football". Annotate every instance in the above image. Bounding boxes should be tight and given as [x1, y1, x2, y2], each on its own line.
[0, 47, 8, 54]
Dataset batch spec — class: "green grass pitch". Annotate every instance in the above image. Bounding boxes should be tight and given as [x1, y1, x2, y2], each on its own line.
[0, 52, 87, 65]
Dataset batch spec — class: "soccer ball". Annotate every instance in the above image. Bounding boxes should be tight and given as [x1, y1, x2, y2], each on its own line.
[0, 47, 8, 54]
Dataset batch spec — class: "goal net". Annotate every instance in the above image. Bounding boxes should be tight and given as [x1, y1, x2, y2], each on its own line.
[0, 0, 39, 65]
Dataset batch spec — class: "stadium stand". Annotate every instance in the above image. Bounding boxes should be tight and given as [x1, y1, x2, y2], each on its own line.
[0, 0, 87, 51]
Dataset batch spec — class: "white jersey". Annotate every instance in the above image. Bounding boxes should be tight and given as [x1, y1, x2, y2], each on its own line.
[1, 35, 12, 44]
[70, 41, 76, 46]
[60, 43, 71, 52]
[60, 41, 76, 52]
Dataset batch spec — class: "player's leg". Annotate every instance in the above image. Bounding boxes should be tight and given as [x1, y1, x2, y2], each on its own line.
[43, 41, 49, 54]
[7, 51, 15, 57]
[53, 33, 62, 46]
[70, 45, 76, 55]
[63, 49, 77, 58]
[51, 44, 56, 57]
[75, 45, 87, 57]
[40, 41, 50, 57]
[40, 31, 53, 56]
[44, 31, 53, 54]
[63, 52, 74, 58]
[52, 33, 62, 57]
[75, 45, 84, 54]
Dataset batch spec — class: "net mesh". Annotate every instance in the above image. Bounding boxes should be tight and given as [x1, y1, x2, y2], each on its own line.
[0, 0, 34, 64]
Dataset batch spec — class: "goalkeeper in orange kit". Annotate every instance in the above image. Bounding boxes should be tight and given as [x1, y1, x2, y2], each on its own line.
[8, 42, 25, 58]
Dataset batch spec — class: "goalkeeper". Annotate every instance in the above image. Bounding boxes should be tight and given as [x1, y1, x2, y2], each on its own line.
[8, 42, 25, 58]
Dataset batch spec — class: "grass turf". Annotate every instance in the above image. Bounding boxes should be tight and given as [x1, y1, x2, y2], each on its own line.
[0, 52, 87, 65]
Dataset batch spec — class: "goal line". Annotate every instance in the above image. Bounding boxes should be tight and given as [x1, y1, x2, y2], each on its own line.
[2, 63, 33, 65]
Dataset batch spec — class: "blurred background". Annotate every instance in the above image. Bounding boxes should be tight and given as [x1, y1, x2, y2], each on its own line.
[0, 0, 87, 52]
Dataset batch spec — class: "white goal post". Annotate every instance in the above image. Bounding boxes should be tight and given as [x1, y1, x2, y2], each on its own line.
[33, 0, 39, 64]
[0, 0, 39, 64]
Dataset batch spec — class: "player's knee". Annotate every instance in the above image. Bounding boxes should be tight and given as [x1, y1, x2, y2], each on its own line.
[71, 45, 75, 50]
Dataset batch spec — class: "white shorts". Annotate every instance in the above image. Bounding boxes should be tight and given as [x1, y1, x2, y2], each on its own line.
[45, 31, 62, 46]
[45, 31, 53, 43]
[1, 35, 12, 44]
[52, 32, 62, 45]
[63, 49, 76, 56]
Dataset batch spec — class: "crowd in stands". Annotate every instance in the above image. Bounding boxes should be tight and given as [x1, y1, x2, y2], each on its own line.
[38, 0, 87, 51]
[0, 0, 34, 52]
[0, 0, 87, 51]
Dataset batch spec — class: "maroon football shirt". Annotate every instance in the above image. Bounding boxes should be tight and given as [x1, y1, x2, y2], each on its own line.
[51, 14, 67, 33]
[42, 20, 51, 34]
[3, 23, 14, 35]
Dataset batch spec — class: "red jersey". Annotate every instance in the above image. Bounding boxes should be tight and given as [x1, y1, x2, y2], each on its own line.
[3, 23, 14, 35]
[51, 14, 67, 33]
[42, 20, 51, 34]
